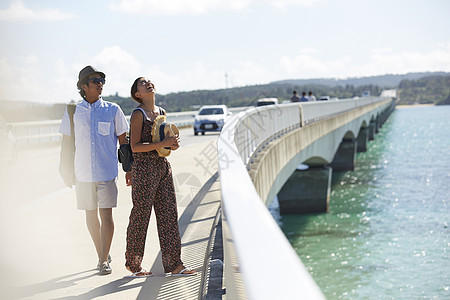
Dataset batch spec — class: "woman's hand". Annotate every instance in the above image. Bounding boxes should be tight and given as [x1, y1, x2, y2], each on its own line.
[171, 134, 180, 150]
[162, 134, 180, 150]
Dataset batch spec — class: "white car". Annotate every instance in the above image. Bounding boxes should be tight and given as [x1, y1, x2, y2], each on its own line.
[256, 98, 278, 106]
[193, 105, 231, 135]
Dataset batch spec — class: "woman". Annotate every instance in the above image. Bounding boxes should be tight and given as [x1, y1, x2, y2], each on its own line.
[124, 77, 196, 278]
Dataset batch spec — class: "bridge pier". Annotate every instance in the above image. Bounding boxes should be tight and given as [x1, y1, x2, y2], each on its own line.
[382, 111, 388, 124]
[369, 120, 377, 140]
[376, 115, 381, 132]
[330, 138, 357, 171]
[277, 165, 332, 214]
[357, 127, 369, 152]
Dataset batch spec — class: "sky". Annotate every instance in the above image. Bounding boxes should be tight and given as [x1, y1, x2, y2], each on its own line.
[0, 0, 449, 104]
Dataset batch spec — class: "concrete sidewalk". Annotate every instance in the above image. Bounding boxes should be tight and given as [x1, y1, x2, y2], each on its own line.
[0, 139, 223, 300]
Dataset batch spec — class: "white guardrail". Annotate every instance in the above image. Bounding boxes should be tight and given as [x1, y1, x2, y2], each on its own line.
[7, 111, 196, 145]
[7, 98, 390, 299]
[7, 107, 248, 146]
[217, 97, 392, 299]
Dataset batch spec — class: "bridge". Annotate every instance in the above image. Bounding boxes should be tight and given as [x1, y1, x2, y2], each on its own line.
[1, 96, 395, 299]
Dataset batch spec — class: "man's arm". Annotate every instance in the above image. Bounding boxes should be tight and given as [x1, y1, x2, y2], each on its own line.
[114, 105, 130, 144]
[117, 132, 132, 185]
[118, 132, 127, 145]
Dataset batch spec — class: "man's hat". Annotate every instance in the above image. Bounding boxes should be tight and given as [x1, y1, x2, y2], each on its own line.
[77, 65, 105, 89]
[151, 115, 179, 157]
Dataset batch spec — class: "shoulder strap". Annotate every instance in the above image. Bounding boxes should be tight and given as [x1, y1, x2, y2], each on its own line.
[129, 108, 147, 138]
[67, 104, 76, 139]
[133, 107, 149, 122]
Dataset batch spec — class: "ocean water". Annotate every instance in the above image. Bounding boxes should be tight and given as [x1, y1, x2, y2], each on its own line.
[270, 106, 450, 299]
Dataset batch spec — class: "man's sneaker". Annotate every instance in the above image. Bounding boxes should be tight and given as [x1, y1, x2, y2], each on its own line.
[96, 254, 112, 270]
[99, 262, 112, 275]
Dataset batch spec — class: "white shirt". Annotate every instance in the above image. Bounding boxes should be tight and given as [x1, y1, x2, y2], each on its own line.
[59, 98, 129, 182]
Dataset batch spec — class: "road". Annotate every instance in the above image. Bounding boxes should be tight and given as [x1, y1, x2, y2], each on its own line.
[0, 127, 219, 211]
[0, 127, 221, 299]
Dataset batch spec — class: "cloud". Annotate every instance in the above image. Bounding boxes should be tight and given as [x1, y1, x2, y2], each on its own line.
[277, 43, 450, 79]
[87, 46, 142, 98]
[110, 0, 252, 16]
[73, 48, 239, 97]
[0, 56, 45, 103]
[278, 53, 350, 77]
[0, 56, 81, 104]
[266, 0, 323, 9]
[2, 42, 449, 104]
[366, 45, 450, 75]
[116, 62, 228, 95]
[0, 46, 142, 104]
[157, 43, 450, 93]
[0, 0, 78, 22]
[109, 0, 319, 15]
[154, 62, 227, 93]
[140, 61, 276, 94]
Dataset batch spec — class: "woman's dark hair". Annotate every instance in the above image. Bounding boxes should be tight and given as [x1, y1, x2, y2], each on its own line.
[131, 77, 145, 103]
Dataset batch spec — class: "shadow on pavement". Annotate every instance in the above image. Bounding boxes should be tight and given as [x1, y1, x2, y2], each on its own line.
[136, 172, 220, 299]
[50, 276, 146, 300]
[5, 269, 97, 300]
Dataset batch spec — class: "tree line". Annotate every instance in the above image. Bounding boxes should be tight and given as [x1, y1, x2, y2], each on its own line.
[397, 75, 450, 105]
[1, 73, 449, 122]
[106, 83, 386, 115]
[106, 74, 450, 115]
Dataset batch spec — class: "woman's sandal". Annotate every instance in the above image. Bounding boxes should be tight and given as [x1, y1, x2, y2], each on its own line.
[123, 268, 153, 278]
[171, 267, 197, 277]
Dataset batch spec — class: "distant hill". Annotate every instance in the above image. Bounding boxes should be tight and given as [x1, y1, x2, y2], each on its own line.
[397, 75, 450, 105]
[439, 93, 450, 105]
[272, 72, 450, 88]
[1, 71, 449, 122]
[134, 71, 448, 114]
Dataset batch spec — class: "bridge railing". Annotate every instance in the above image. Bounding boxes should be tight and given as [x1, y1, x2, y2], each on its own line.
[301, 96, 383, 125]
[217, 97, 390, 299]
[8, 119, 63, 145]
[7, 111, 196, 146]
[7, 107, 248, 147]
[234, 97, 388, 167]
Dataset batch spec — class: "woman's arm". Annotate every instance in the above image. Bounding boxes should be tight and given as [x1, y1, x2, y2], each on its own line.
[130, 110, 179, 153]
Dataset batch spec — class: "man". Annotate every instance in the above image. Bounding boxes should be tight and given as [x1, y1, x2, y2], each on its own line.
[59, 66, 129, 275]
[290, 90, 300, 102]
[307, 91, 317, 102]
[299, 91, 309, 102]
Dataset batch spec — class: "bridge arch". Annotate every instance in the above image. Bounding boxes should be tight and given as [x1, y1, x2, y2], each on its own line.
[343, 129, 357, 139]
[303, 156, 329, 166]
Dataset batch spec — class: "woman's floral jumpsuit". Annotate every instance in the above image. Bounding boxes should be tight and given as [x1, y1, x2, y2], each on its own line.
[125, 110, 183, 273]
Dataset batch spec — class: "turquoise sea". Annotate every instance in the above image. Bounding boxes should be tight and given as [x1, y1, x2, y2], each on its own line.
[270, 106, 450, 299]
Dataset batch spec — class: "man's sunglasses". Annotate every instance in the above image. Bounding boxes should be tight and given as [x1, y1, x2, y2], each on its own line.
[87, 78, 106, 85]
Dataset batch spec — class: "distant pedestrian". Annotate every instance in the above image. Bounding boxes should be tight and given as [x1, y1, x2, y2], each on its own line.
[308, 91, 316, 102]
[124, 76, 196, 278]
[299, 91, 308, 102]
[59, 66, 129, 275]
[290, 90, 300, 102]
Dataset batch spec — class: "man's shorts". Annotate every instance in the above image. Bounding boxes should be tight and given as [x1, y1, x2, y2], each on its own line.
[75, 179, 118, 210]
